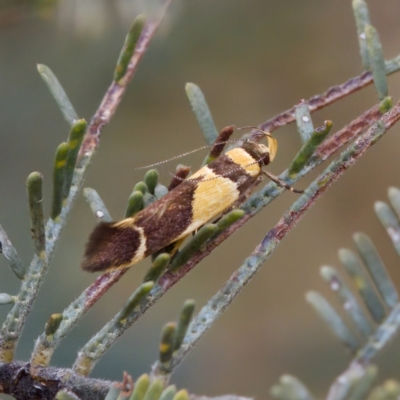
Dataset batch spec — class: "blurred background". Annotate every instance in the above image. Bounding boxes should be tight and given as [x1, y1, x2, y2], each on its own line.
[1, 0, 400, 398]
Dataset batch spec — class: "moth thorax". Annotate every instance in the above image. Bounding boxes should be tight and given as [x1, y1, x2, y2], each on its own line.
[241, 141, 271, 166]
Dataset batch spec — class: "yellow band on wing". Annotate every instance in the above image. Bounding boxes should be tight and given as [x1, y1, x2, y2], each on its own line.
[225, 148, 261, 177]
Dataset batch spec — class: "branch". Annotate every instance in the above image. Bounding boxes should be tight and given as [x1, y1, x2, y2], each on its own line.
[247, 54, 400, 141]
[0, 361, 111, 400]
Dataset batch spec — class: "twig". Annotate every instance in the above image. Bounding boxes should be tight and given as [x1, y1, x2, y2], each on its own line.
[0, 361, 111, 400]
[31, 269, 127, 368]
[247, 55, 400, 141]
[72, 282, 154, 376]
[0, 224, 25, 280]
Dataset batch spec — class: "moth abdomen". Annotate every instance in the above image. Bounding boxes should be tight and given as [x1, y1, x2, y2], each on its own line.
[81, 220, 146, 272]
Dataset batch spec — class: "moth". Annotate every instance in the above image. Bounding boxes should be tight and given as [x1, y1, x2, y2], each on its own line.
[81, 128, 299, 273]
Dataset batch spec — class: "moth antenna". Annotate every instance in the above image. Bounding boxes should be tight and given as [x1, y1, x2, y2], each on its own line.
[262, 170, 304, 194]
[136, 146, 210, 169]
[135, 139, 244, 170]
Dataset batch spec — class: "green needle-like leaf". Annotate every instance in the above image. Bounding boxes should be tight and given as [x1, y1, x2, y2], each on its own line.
[83, 188, 113, 222]
[134, 181, 148, 194]
[37, 64, 79, 125]
[271, 375, 315, 400]
[51, 142, 69, 220]
[26, 172, 45, 257]
[173, 299, 195, 352]
[125, 190, 144, 218]
[169, 224, 218, 272]
[106, 386, 121, 400]
[215, 209, 245, 234]
[118, 282, 154, 322]
[0, 224, 24, 279]
[339, 249, 385, 323]
[185, 82, 218, 145]
[320, 266, 372, 338]
[368, 380, 400, 400]
[379, 97, 392, 114]
[159, 322, 176, 365]
[114, 15, 146, 83]
[295, 102, 314, 143]
[64, 119, 87, 199]
[375, 201, 400, 256]
[366, 25, 388, 100]
[159, 386, 177, 400]
[0, 294, 17, 305]
[289, 120, 333, 176]
[388, 186, 400, 220]
[354, 232, 398, 308]
[143, 192, 156, 207]
[154, 184, 168, 199]
[129, 374, 150, 400]
[347, 365, 378, 400]
[352, 0, 371, 70]
[143, 380, 164, 400]
[143, 253, 170, 283]
[171, 390, 189, 400]
[144, 169, 159, 195]
[306, 291, 358, 352]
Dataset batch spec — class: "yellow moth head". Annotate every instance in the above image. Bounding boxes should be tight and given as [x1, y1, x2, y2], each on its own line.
[241, 132, 277, 166]
[266, 134, 278, 162]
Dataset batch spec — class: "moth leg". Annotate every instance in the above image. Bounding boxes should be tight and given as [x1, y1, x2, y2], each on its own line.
[262, 170, 303, 194]
[151, 236, 187, 261]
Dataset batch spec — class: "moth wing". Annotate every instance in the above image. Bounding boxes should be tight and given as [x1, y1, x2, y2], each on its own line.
[183, 174, 240, 235]
[81, 218, 146, 272]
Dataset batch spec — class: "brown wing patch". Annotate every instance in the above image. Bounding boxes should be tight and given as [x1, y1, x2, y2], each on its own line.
[134, 179, 197, 256]
[81, 221, 144, 272]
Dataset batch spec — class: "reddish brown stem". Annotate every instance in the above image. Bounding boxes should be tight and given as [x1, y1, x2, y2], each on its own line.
[249, 71, 374, 141]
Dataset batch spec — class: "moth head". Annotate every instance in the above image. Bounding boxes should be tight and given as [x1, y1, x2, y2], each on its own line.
[241, 133, 278, 166]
